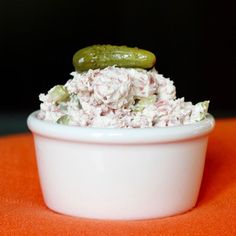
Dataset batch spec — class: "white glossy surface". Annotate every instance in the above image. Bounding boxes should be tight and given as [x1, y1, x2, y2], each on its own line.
[27, 111, 215, 220]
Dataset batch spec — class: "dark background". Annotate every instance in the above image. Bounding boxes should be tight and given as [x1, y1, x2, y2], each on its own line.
[0, 0, 235, 133]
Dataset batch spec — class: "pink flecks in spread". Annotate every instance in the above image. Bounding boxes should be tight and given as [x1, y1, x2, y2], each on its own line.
[38, 66, 209, 128]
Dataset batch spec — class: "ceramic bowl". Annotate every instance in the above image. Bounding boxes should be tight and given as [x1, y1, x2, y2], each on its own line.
[27, 111, 215, 220]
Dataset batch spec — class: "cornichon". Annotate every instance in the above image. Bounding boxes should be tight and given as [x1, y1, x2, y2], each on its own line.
[72, 45, 156, 72]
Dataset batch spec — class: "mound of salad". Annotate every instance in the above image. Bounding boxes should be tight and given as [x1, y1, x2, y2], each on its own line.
[38, 45, 209, 128]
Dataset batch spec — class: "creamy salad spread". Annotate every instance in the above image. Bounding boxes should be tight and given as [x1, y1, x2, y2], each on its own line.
[38, 66, 209, 128]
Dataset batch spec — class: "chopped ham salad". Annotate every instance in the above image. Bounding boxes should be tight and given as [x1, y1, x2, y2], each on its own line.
[38, 66, 209, 128]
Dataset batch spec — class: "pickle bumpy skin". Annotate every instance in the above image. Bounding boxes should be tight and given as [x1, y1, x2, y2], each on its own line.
[72, 45, 156, 72]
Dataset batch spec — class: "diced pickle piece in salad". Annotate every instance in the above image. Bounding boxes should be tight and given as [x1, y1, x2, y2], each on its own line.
[133, 95, 157, 112]
[196, 100, 209, 120]
[70, 94, 82, 109]
[48, 85, 69, 104]
[57, 115, 71, 125]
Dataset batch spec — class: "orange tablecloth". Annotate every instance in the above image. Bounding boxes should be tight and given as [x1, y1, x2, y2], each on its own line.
[0, 118, 236, 236]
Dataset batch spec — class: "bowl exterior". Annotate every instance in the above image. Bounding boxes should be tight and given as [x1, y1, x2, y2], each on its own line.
[32, 133, 209, 220]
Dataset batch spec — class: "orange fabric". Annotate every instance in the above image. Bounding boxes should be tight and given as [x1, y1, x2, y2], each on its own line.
[0, 118, 236, 236]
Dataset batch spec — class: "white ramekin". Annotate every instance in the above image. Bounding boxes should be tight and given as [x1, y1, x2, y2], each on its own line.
[27, 111, 215, 220]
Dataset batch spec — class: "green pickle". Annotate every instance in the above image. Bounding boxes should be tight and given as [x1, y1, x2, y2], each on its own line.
[57, 115, 70, 125]
[73, 45, 156, 72]
[133, 95, 157, 112]
[196, 101, 210, 120]
[48, 85, 69, 104]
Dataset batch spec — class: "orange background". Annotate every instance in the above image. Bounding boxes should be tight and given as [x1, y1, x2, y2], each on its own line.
[1, 118, 236, 235]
